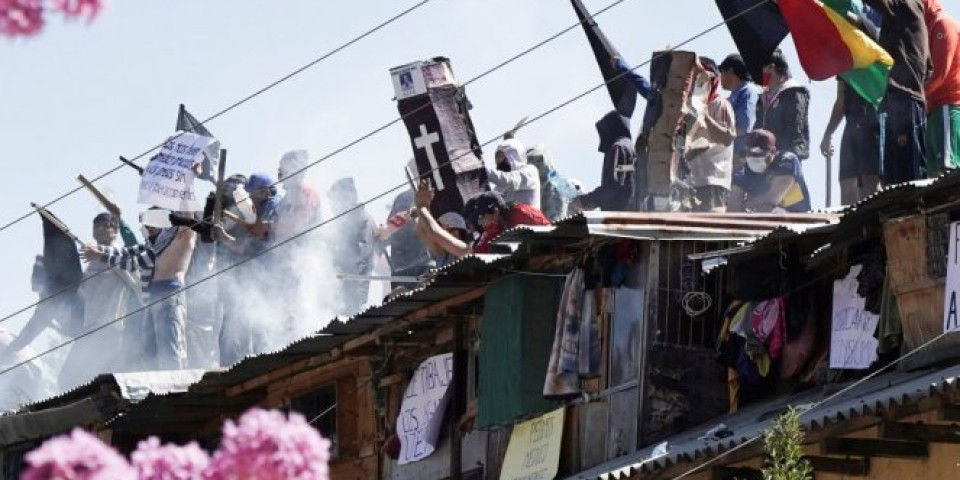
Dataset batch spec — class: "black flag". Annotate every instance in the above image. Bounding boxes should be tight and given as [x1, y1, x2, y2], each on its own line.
[715, 0, 789, 83]
[393, 59, 488, 216]
[571, 0, 637, 118]
[176, 104, 220, 183]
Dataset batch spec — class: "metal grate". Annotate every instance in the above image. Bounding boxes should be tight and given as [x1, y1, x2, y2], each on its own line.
[655, 241, 730, 349]
[927, 213, 950, 280]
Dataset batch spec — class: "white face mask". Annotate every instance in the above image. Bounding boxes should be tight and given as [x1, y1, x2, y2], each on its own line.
[746, 156, 768, 173]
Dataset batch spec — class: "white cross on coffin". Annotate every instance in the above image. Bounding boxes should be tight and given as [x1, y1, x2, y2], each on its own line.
[413, 124, 445, 191]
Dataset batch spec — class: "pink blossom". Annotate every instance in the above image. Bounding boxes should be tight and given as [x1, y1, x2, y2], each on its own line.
[0, 0, 44, 37]
[50, 0, 100, 22]
[203, 409, 331, 480]
[131, 437, 210, 480]
[21, 428, 136, 480]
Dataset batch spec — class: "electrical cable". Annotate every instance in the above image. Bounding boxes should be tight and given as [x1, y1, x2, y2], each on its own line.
[0, 0, 776, 380]
[0, 0, 633, 327]
[0, 0, 434, 236]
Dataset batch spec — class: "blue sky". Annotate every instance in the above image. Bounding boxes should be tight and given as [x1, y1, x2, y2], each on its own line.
[2, 0, 957, 337]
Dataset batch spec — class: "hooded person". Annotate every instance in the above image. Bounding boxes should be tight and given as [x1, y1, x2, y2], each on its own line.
[922, 0, 960, 174]
[755, 49, 811, 161]
[275, 150, 321, 243]
[575, 111, 637, 211]
[685, 57, 737, 212]
[485, 138, 541, 209]
[328, 177, 378, 315]
[526, 145, 573, 220]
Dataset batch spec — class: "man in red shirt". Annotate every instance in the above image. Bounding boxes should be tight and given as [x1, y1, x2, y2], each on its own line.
[463, 191, 550, 254]
[923, 0, 960, 174]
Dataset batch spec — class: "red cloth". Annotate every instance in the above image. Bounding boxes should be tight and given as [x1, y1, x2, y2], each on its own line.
[924, 0, 960, 110]
[473, 204, 550, 253]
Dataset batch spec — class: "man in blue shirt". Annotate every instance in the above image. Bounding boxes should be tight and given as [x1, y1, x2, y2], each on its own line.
[719, 54, 762, 164]
[728, 129, 812, 213]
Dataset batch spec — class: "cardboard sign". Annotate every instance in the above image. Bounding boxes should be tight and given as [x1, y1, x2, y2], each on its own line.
[137, 132, 214, 212]
[499, 408, 565, 480]
[829, 265, 880, 369]
[944, 222, 960, 333]
[397, 353, 454, 464]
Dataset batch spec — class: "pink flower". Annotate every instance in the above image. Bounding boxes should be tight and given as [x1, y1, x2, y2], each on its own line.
[204, 409, 331, 480]
[131, 437, 210, 480]
[0, 0, 44, 37]
[21, 428, 136, 480]
[50, 0, 100, 22]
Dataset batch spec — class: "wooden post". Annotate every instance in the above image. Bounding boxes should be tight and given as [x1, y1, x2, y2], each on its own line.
[77, 174, 120, 216]
[213, 149, 228, 225]
[449, 318, 466, 480]
[826, 153, 833, 207]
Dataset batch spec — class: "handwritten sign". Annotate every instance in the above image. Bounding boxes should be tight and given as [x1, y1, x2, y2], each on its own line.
[945, 222, 960, 333]
[829, 265, 880, 369]
[137, 132, 214, 212]
[397, 352, 454, 464]
[499, 408, 565, 480]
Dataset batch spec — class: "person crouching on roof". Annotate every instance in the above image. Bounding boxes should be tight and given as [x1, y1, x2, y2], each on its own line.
[464, 190, 550, 254]
[486, 138, 541, 209]
[728, 129, 812, 213]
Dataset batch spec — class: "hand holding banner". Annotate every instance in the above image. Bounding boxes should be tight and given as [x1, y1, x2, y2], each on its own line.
[137, 132, 215, 212]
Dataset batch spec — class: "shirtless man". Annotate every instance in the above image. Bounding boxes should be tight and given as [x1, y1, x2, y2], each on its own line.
[82, 209, 197, 370]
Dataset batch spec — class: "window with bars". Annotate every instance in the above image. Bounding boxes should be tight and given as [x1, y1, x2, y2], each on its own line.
[653, 241, 729, 349]
[289, 384, 338, 460]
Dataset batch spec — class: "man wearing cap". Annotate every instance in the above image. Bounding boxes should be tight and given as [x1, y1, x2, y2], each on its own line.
[413, 181, 472, 267]
[728, 130, 812, 213]
[463, 190, 550, 254]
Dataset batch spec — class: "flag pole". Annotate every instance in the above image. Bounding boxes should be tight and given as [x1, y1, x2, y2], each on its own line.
[30, 203, 81, 244]
[825, 153, 833, 207]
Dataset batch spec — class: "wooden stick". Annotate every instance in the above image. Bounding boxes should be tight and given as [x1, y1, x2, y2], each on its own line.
[30, 203, 81, 244]
[77, 174, 120, 216]
[404, 164, 419, 193]
[213, 149, 228, 225]
[118, 156, 145, 175]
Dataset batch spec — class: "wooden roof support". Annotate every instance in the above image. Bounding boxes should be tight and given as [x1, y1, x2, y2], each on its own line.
[804, 455, 870, 476]
[882, 421, 960, 443]
[822, 437, 929, 458]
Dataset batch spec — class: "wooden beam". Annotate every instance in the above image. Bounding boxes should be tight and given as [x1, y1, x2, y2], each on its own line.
[822, 437, 928, 458]
[939, 404, 960, 422]
[882, 421, 960, 444]
[711, 466, 763, 480]
[804, 455, 870, 476]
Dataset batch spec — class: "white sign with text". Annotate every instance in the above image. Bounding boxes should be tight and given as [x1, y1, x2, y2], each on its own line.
[137, 132, 214, 212]
[396, 352, 454, 465]
[829, 265, 880, 369]
[944, 222, 960, 333]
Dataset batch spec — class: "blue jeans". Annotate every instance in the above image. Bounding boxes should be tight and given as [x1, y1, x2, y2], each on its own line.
[145, 281, 187, 370]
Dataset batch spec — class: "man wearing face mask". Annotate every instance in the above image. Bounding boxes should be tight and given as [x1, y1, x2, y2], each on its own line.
[485, 138, 541, 209]
[755, 49, 811, 161]
[574, 111, 637, 211]
[728, 129, 812, 213]
[685, 57, 737, 212]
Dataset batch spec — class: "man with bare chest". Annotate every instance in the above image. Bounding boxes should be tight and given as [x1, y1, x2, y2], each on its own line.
[83, 211, 196, 370]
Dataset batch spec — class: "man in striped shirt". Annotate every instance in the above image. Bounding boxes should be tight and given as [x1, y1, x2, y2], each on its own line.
[82, 210, 196, 370]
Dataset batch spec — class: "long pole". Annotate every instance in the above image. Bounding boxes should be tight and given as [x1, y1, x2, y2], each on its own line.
[825, 153, 833, 208]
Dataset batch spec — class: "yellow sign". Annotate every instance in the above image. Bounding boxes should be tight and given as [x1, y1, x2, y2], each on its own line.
[499, 408, 565, 480]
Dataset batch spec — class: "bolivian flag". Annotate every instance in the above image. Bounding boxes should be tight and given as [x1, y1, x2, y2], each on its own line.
[778, 0, 894, 107]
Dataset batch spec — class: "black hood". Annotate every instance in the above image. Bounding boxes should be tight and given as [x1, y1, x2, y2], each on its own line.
[596, 111, 631, 153]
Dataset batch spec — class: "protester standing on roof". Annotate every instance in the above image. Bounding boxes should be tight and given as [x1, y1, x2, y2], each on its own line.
[463, 190, 550, 254]
[821, 79, 884, 205]
[685, 57, 737, 212]
[378, 189, 434, 290]
[526, 145, 574, 221]
[922, 0, 960, 175]
[573, 111, 637, 211]
[82, 208, 198, 370]
[486, 138, 541, 210]
[328, 177, 377, 315]
[274, 150, 321, 243]
[60, 213, 142, 387]
[728, 129, 812, 213]
[755, 49, 811, 161]
[863, 0, 932, 183]
[719, 54, 762, 165]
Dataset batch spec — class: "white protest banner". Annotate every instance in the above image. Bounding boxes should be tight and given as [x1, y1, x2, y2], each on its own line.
[944, 222, 960, 333]
[829, 265, 880, 369]
[499, 408, 565, 480]
[137, 132, 215, 212]
[397, 352, 454, 464]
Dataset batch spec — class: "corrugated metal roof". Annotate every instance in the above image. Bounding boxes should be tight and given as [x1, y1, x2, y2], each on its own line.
[497, 211, 838, 243]
[570, 364, 960, 480]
